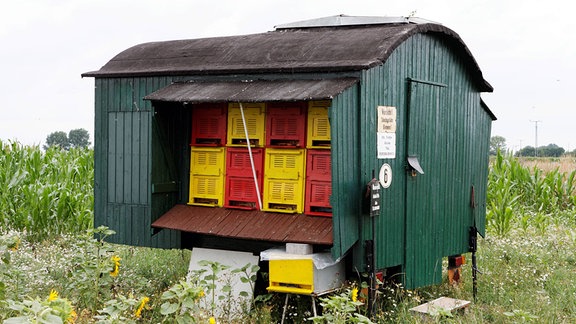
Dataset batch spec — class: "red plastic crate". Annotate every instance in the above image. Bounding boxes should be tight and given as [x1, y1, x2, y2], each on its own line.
[226, 148, 264, 178]
[305, 180, 332, 217]
[191, 103, 227, 146]
[266, 102, 306, 148]
[306, 149, 331, 181]
[224, 148, 264, 210]
[224, 176, 262, 210]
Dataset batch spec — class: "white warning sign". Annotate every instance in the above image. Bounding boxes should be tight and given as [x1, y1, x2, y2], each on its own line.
[377, 133, 396, 159]
[377, 106, 397, 159]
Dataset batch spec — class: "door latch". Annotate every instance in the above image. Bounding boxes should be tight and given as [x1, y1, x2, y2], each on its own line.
[407, 156, 424, 177]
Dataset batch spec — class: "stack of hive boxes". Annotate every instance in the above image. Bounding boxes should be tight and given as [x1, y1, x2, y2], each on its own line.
[263, 102, 307, 213]
[225, 103, 266, 209]
[188, 103, 228, 207]
[188, 101, 332, 216]
[305, 101, 332, 216]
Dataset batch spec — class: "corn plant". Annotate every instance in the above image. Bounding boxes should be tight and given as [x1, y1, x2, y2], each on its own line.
[487, 151, 576, 236]
[0, 140, 93, 241]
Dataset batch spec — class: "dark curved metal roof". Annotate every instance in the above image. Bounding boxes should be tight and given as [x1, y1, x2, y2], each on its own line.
[82, 20, 492, 92]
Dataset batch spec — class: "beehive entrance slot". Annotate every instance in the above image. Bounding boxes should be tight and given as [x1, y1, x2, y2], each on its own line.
[231, 138, 259, 146]
[194, 138, 222, 146]
[193, 198, 219, 206]
[268, 203, 297, 212]
[311, 140, 331, 147]
[270, 139, 300, 147]
[227, 200, 257, 210]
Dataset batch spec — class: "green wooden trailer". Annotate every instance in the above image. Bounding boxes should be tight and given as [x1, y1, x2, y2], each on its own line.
[82, 15, 495, 289]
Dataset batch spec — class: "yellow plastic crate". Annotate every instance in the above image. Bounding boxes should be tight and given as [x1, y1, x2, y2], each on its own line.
[190, 147, 226, 176]
[264, 148, 305, 180]
[268, 259, 314, 294]
[189, 147, 226, 207]
[227, 103, 266, 147]
[263, 179, 304, 213]
[263, 148, 305, 213]
[188, 174, 225, 207]
[266, 253, 345, 295]
[307, 101, 331, 148]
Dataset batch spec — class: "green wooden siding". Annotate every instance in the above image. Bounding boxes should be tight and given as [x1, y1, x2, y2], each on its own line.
[354, 33, 492, 288]
[329, 84, 361, 259]
[94, 77, 181, 248]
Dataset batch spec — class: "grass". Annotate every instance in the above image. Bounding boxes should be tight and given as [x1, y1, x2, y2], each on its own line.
[1, 143, 576, 322]
[388, 225, 576, 322]
[2, 224, 575, 322]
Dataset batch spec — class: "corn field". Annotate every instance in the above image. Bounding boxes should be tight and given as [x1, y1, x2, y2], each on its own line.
[0, 142, 576, 321]
[1, 140, 575, 242]
[0, 140, 93, 241]
[487, 151, 576, 236]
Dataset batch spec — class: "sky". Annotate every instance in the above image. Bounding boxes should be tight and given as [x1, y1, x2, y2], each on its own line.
[1, 0, 574, 153]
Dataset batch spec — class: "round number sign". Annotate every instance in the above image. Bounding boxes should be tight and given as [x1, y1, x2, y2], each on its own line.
[379, 163, 392, 188]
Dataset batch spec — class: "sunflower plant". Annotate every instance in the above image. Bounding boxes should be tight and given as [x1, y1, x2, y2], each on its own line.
[160, 279, 208, 322]
[4, 289, 76, 324]
[67, 226, 119, 314]
[309, 286, 373, 324]
[94, 294, 150, 323]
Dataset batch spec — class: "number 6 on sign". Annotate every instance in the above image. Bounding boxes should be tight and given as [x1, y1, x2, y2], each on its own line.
[379, 163, 392, 189]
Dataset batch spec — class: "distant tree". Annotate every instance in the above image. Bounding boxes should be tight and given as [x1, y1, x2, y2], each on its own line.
[515, 144, 565, 157]
[515, 146, 535, 157]
[490, 136, 507, 155]
[538, 143, 565, 157]
[44, 128, 90, 150]
[68, 128, 91, 148]
[44, 131, 70, 150]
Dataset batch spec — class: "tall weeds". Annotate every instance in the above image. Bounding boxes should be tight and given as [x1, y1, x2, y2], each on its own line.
[0, 140, 93, 241]
[487, 150, 576, 236]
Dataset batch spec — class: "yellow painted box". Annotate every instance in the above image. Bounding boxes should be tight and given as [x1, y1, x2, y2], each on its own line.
[188, 174, 225, 207]
[189, 147, 226, 206]
[263, 179, 304, 213]
[264, 148, 305, 180]
[190, 147, 226, 176]
[307, 100, 331, 149]
[227, 102, 266, 147]
[265, 252, 345, 295]
[263, 148, 305, 213]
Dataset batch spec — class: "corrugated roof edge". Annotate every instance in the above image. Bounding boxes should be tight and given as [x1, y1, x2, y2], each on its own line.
[274, 14, 440, 29]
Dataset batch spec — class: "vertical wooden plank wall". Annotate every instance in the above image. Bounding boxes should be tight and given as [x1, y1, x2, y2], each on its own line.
[94, 77, 181, 248]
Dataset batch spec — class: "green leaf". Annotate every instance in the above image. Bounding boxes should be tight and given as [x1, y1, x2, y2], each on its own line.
[162, 290, 177, 300]
[160, 301, 179, 315]
[3, 316, 32, 324]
